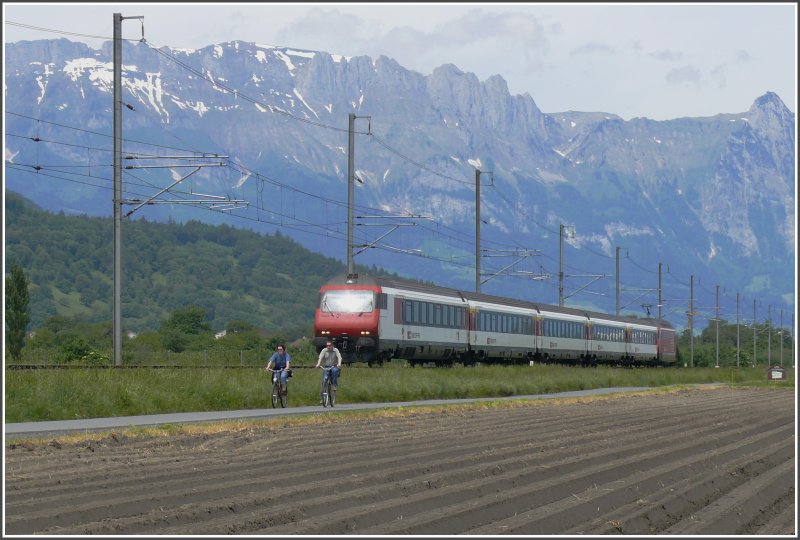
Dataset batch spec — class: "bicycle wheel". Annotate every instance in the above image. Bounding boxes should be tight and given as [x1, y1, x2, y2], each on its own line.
[279, 383, 287, 408]
[328, 382, 336, 407]
[271, 380, 280, 408]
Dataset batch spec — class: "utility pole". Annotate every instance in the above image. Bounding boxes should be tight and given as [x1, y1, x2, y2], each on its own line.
[736, 292, 740, 368]
[615, 247, 620, 316]
[658, 262, 662, 322]
[559, 224, 565, 307]
[753, 299, 757, 367]
[113, 12, 143, 367]
[768, 304, 772, 365]
[689, 274, 694, 368]
[345, 113, 370, 275]
[113, 13, 122, 367]
[111, 14, 236, 367]
[780, 308, 783, 367]
[475, 169, 481, 293]
[715, 285, 720, 368]
[347, 112, 355, 275]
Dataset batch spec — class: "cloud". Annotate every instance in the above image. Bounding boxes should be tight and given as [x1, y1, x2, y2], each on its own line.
[569, 42, 616, 56]
[649, 50, 683, 61]
[275, 7, 364, 51]
[276, 8, 554, 75]
[710, 63, 728, 90]
[665, 65, 703, 87]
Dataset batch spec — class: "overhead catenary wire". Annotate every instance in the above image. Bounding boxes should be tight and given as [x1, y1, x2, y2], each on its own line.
[5, 21, 783, 325]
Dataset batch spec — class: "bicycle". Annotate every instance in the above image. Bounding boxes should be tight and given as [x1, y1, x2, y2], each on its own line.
[320, 366, 337, 408]
[267, 368, 289, 408]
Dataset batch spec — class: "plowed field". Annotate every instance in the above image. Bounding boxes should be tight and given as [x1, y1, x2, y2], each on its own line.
[4, 387, 796, 535]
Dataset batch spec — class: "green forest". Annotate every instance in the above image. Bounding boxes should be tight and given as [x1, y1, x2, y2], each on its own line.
[4, 191, 379, 339]
[4, 191, 794, 368]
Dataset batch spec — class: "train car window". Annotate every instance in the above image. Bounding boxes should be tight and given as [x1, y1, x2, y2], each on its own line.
[377, 293, 388, 309]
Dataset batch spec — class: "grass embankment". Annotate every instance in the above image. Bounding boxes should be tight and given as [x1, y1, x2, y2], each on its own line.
[5, 364, 793, 423]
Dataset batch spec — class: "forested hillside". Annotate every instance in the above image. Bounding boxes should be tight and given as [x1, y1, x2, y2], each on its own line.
[4, 191, 378, 337]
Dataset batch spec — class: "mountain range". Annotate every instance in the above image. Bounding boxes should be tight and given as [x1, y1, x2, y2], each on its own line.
[4, 38, 796, 331]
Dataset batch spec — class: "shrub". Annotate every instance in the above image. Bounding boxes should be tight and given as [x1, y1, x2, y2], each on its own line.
[61, 337, 92, 362]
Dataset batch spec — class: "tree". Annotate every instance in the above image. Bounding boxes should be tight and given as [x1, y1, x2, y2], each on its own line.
[158, 305, 213, 352]
[5, 261, 31, 361]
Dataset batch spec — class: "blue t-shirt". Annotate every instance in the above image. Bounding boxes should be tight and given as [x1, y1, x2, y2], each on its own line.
[268, 352, 291, 370]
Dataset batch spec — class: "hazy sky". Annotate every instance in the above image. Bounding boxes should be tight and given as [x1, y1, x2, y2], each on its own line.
[4, 2, 797, 120]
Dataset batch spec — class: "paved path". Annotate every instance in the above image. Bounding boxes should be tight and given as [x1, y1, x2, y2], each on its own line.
[5, 386, 677, 438]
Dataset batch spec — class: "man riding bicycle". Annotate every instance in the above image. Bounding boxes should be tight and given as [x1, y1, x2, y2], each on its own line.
[265, 344, 291, 395]
[315, 338, 342, 397]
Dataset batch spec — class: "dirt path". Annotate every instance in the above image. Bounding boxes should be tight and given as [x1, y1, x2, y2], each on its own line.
[4, 387, 796, 535]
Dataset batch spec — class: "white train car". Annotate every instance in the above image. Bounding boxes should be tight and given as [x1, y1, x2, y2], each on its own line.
[625, 321, 659, 364]
[466, 298, 536, 362]
[536, 308, 590, 363]
[377, 281, 469, 365]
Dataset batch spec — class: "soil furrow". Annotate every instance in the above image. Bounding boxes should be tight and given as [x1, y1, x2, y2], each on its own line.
[4, 387, 794, 536]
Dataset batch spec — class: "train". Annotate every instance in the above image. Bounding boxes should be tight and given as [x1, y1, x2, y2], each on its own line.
[314, 273, 678, 367]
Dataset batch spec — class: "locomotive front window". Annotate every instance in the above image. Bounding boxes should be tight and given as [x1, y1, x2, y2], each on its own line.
[320, 290, 374, 313]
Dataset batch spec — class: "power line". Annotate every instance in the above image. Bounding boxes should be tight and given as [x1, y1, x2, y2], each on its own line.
[6, 20, 124, 42]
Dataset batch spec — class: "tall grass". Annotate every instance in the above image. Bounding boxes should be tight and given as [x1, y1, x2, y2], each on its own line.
[4, 364, 793, 423]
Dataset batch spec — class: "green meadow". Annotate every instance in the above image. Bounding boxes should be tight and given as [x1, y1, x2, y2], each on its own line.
[5, 363, 793, 423]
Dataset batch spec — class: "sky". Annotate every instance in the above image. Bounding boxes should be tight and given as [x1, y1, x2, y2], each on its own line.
[3, 3, 797, 120]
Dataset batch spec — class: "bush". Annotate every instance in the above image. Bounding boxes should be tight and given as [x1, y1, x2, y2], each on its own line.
[61, 337, 92, 362]
[82, 350, 110, 366]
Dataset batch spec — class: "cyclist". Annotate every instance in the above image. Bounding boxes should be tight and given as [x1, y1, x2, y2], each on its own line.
[265, 343, 292, 395]
[315, 338, 342, 397]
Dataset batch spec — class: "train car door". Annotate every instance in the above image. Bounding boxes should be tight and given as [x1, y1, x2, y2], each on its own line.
[389, 296, 404, 344]
[624, 326, 632, 357]
[468, 307, 478, 347]
[585, 321, 593, 357]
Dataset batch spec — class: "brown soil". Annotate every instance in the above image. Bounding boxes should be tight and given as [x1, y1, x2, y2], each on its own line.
[4, 387, 796, 535]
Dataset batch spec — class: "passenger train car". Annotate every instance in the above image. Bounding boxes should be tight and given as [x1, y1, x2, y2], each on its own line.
[314, 273, 678, 367]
